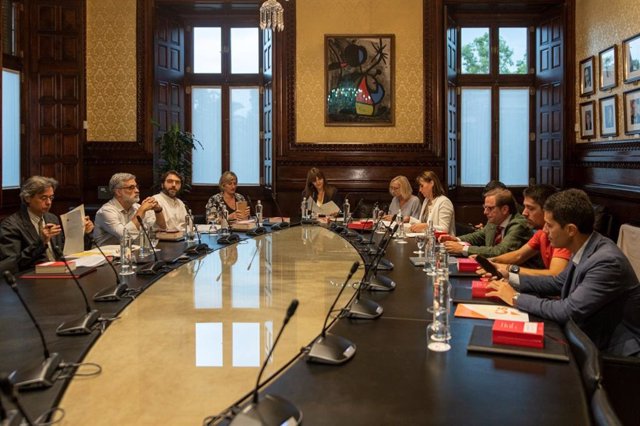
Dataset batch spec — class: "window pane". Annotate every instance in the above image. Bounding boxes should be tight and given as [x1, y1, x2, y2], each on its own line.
[231, 28, 259, 74]
[2, 69, 20, 189]
[192, 87, 222, 185]
[194, 27, 221, 73]
[230, 87, 260, 185]
[499, 28, 528, 74]
[461, 28, 490, 74]
[499, 88, 529, 185]
[461, 88, 491, 186]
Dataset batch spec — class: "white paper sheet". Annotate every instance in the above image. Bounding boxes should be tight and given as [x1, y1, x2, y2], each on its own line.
[60, 205, 86, 256]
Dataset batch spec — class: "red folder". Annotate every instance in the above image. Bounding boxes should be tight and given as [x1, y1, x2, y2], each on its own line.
[348, 220, 374, 231]
[457, 258, 479, 272]
[471, 280, 491, 298]
[492, 320, 544, 349]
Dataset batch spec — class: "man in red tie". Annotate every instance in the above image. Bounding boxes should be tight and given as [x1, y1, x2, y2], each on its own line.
[442, 188, 531, 257]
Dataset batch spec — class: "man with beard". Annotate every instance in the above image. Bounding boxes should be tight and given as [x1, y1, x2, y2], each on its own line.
[0, 176, 94, 271]
[153, 170, 188, 231]
[93, 173, 167, 245]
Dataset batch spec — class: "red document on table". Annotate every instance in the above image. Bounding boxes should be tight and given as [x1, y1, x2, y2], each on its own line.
[457, 258, 479, 272]
[492, 320, 545, 349]
[471, 280, 491, 298]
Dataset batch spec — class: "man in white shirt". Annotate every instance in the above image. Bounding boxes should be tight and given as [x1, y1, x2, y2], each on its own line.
[153, 170, 188, 231]
[93, 173, 167, 246]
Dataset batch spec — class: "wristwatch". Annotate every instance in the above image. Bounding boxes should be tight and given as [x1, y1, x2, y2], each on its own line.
[512, 292, 520, 306]
[509, 264, 520, 274]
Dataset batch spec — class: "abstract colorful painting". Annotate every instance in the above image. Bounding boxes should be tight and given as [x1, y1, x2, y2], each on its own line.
[325, 34, 395, 126]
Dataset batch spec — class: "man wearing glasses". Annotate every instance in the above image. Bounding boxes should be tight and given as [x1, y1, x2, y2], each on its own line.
[0, 176, 94, 271]
[94, 173, 167, 245]
[442, 188, 530, 257]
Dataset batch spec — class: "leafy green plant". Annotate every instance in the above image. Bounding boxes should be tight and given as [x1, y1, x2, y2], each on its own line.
[155, 123, 202, 191]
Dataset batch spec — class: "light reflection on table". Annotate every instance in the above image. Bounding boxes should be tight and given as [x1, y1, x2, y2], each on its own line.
[58, 226, 362, 425]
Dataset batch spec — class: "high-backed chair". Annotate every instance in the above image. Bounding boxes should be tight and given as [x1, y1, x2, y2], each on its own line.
[601, 354, 640, 425]
[617, 223, 640, 281]
[564, 318, 602, 397]
[591, 385, 623, 426]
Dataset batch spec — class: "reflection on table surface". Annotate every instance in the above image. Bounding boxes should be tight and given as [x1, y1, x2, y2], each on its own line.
[58, 227, 362, 425]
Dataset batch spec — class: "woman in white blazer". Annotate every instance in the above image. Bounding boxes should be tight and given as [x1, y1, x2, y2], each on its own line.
[409, 170, 456, 236]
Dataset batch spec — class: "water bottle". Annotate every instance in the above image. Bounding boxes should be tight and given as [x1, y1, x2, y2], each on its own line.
[120, 229, 134, 276]
[301, 197, 308, 220]
[424, 219, 436, 275]
[185, 210, 195, 242]
[428, 268, 451, 352]
[372, 203, 380, 223]
[138, 222, 149, 258]
[219, 205, 230, 235]
[255, 200, 263, 226]
[343, 197, 351, 224]
[395, 209, 406, 240]
[436, 244, 449, 275]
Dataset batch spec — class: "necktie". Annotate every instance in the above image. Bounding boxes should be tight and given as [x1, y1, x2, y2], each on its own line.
[39, 219, 56, 261]
[493, 225, 503, 245]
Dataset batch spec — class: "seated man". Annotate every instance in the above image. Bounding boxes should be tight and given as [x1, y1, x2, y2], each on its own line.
[481, 184, 571, 278]
[442, 189, 530, 257]
[0, 176, 94, 272]
[153, 170, 188, 231]
[94, 173, 167, 246]
[487, 189, 640, 357]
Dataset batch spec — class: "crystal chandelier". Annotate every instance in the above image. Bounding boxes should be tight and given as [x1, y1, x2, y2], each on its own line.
[259, 0, 285, 32]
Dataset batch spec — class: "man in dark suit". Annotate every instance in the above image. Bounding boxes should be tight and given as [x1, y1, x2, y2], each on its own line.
[0, 176, 94, 272]
[442, 188, 531, 257]
[488, 189, 640, 357]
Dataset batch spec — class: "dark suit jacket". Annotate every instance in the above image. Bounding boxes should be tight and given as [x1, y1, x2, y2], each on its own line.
[0, 205, 65, 271]
[459, 213, 531, 257]
[517, 232, 640, 356]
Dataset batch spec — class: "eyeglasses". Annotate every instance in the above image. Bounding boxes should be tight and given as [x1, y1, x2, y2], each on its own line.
[483, 205, 498, 211]
[119, 185, 139, 191]
[38, 195, 55, 202]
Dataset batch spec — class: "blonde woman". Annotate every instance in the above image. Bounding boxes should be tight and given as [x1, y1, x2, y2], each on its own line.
[383, 176, 421, 222]
[205, 171, 250, 223]
[409, 170, 456, 235]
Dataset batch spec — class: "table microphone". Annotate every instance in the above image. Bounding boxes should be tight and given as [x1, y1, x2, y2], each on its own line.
[52, 246, 101, 336]
[0, 373, 34, 425]
[269, 192, 290, 231]
[228, 299, 302, 426]
[182, 204, 211, 254]
[2, 271, 62, 390]
[135, 217, 166, 275]
[360, 225, 397, 292]
[91, 235, 129, 302]
[245, 196, 268, 236]
[306, 261, 359, 365]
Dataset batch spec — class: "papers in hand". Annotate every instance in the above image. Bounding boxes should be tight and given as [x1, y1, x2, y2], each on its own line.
[310, 201, 340, 216]
[60, 204, 86, 256]
[454, 303, 529, 322]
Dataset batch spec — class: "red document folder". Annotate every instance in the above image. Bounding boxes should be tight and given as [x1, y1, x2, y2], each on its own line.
[471, 280, 491, 298]
[492, 320, 545, 349]
[347, 220, 374, 231]
[457, 258, 479, 272]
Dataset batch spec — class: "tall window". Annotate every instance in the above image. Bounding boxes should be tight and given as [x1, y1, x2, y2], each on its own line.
[191, 25, 261, 186]
[459, 26, 531, 186]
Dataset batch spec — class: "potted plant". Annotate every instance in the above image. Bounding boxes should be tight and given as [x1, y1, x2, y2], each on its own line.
[155, 122, 202, 191]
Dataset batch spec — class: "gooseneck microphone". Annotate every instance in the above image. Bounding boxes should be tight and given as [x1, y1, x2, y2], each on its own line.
[306, 261, 359, 365]
[228, 299, 302, 426]
[269, 192, 290, 231]
[53, 246, 100, 335]
[91, 235, 130, 302]
[2, 271, 62, 390]
[0, 373, 34, 425]
[135, 216, 166, 275]
[361, 224, 397, 292]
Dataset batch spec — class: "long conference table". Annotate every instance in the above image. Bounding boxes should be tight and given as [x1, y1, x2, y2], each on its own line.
[0, 225, 590, 425]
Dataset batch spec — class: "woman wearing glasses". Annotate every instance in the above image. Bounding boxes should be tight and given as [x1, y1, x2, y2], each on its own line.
[383, 175, 421, 222]
[205, 171, 250, 223]
[409, 170, 456, 235]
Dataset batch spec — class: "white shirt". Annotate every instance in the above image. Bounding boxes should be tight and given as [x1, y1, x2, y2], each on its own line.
[153, 192, 188, 231]
[93, 198, 156, 246]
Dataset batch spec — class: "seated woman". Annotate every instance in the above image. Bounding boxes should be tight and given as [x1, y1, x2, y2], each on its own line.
[409, 170, 456, 235]
[303, 167, 341, 216]
[382, 175, 421, 222]
[205, 171, 250, 223]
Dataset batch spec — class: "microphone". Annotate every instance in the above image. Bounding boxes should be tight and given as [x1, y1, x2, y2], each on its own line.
[360, 225, 397, 292]
[52, 246, 101, 335]
[0, 374, 34, 425]
[228, 299, 302, 426]
[217, 232, 240, 245]
[182, 203, 211, 254]
[91, 235, 130, 302]
[307, 261, 359, 365]
[269, 192, 290, 231]
[245, 196, 268, 236]
[135, 216, 167, 275]
[2, 271, 62, 390]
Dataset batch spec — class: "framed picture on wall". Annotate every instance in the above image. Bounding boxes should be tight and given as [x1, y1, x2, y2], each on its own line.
[623, 88, 640, 135]
[623, 32, 640, 83]
[580, 101, 596, 139]
[599, 95, 618, 137]
[325, 34, 395, 126]
[580, 56, 595, 97]
[599, 45, 617, 90]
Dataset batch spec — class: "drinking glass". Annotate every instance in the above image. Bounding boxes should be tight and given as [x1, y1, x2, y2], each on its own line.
[414, 233, 426, 255]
